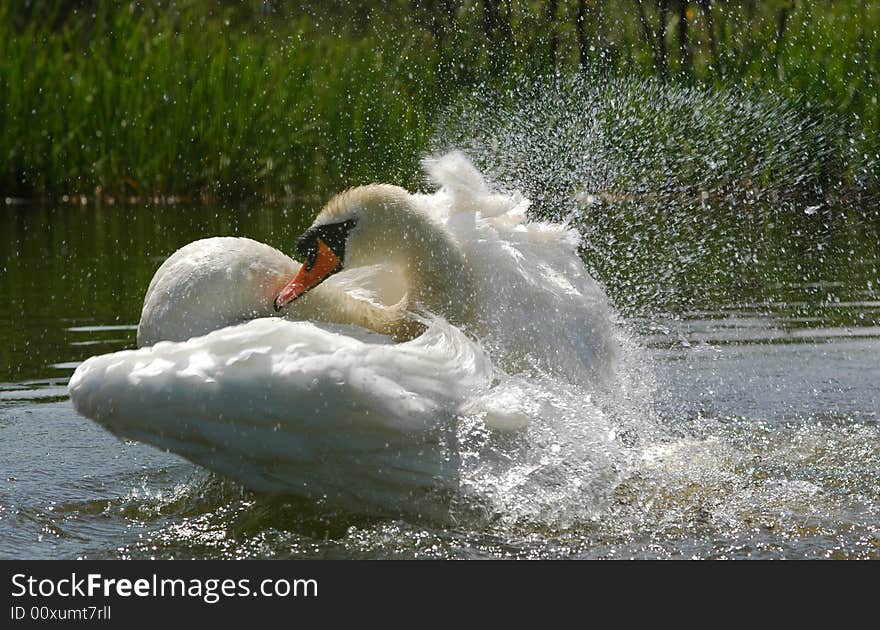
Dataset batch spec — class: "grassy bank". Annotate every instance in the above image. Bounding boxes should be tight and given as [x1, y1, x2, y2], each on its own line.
[0, 1, 877, 200]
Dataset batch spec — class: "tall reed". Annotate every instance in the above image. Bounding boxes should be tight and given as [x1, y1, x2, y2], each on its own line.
[0, 2, 438, 198]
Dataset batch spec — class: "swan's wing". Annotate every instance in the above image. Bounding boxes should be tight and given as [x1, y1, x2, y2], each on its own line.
[421, 150, 525, 218]
[69, 317, 492, 516]
[417, 152, 619, 387]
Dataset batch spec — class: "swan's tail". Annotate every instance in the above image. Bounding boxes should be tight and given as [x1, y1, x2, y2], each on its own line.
[422, 151, 524, 218]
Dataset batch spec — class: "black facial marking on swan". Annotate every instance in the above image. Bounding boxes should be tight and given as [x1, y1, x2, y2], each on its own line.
[296, 219, 357, 271]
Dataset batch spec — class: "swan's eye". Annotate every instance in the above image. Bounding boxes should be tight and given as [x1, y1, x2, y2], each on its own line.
[304, 243, 319, 271]
[295, 233, 319, 270]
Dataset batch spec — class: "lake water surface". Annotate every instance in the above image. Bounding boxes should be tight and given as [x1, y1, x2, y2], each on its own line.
[1, 201, 878, 559]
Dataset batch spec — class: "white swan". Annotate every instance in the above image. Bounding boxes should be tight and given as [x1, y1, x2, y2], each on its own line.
[136, 236, 422, 346]
[273, 183, 474, 332]
[68, 152, 621, 517]
[137, 182, 479, 347]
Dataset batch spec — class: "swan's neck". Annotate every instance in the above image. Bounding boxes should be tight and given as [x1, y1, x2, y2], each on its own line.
[298, 282, 426, 342]
[389, 228, 473, 325]
[342, 188, 474, 326]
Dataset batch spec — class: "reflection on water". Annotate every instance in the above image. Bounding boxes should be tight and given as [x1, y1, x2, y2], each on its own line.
[0, 202, 315, 382]
[1, 201, 878, 559]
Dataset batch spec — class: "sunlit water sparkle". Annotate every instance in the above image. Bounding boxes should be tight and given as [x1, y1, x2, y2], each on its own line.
[1, 78, 878, 559]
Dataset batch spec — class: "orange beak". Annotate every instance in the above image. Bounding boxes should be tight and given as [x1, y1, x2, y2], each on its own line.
[274, 239, 341, 310]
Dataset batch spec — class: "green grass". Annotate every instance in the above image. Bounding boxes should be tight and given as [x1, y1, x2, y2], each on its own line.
[0, 2, 438, 198]
[0, 1, 877, 200]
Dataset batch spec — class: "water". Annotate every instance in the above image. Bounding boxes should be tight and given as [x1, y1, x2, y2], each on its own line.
[1, 194, 878, 559]
[2, 76, 878, 559]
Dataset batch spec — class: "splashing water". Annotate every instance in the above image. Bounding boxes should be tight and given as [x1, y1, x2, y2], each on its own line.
[431, 75, 879, 313]
[431, 74, 859, 210]
[3, 77, 878, 559]
[421, 76, 880, 556]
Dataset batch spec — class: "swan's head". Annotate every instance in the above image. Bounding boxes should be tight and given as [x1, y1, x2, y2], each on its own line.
[274, 185, 412, 310]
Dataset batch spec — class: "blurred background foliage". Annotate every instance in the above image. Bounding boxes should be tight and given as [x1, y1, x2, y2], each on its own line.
[0, 0, 877, 200]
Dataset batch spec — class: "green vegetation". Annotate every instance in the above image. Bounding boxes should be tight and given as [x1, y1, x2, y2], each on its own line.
[0, 1, 437, 198]
[0, 1, 877, 200]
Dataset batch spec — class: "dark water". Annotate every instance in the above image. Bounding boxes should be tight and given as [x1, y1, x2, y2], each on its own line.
[1, 200, 878, 559]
